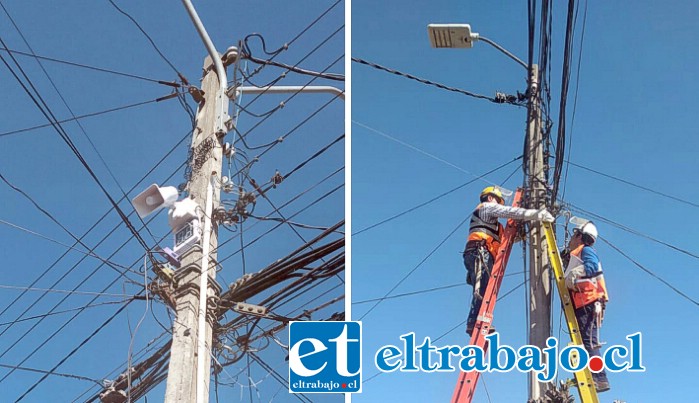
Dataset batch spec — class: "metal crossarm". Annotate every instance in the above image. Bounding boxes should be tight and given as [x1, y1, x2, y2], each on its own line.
[451, 189, 522, 403]
[542, 221, 599, 403]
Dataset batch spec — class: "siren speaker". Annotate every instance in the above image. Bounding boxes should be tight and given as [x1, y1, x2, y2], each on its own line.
[132, 184, 179, 218]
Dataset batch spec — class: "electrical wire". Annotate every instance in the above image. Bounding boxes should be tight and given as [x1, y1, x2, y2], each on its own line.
[352, 57, 504, 103]
[0, 363, 104, 386]
[353, 283, 464, 305]
[0, 181, 182, 389]
[561, 0, 588, 201]
[247, 351, 312, 403]
[601, 236, 699, 307]
[248, 215, 336, 232]
[0, 34, 155, 260]
[550, 0, 577, 203]
[242, 52, 344, 81]
[0, 217, 136, 273]
[0, 284, 131, 298]
[12, 299, 136, 401]
[239, 0, 342, 83]
[0, 299, 135, 327]
[480, 373, 493, 403]
[105, 0, 182, 77]
[566, 159, 699, 209]
[0, 188, 169, 339]
[244, 134, 344, 271]
[217, 184, 344, 265]
[0, 47, 179, 86]
[75, 330, 170, 401]
[212, 166, 343, 261]
[564, 201, 699, 260]
[14, 5, 348, 398]
[1, 2, 143, 228]
[353, 120, 514, 185]
[240, 24, 345, 84]
[237, 24, 345, 112]
[126, 257, 150, 403]
[363, 280, 527, 385]
[234, 53, 344, 148]
[0, 130, 189, 330]
[352, 155, 523, 236]
[0, 96, 173, 138]
[358, 216, 470, 321]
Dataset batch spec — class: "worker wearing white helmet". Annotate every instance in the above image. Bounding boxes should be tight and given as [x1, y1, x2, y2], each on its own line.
[463, 186, 554, 335]
[564, 219, 610, 393]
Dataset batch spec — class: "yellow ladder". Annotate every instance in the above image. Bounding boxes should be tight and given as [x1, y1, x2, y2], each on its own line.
[542, 221, 599, 403]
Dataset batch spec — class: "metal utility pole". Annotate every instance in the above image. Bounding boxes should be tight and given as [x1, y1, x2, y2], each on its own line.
[526, 64, 552, 400]
[163, 54, 225, 403]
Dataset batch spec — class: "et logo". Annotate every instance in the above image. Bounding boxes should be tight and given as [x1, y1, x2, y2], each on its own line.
[288, 321, 362, 393]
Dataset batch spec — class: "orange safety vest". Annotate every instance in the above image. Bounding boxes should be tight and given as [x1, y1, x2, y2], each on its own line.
[467, 203, 505, 257]
[568, 245, 609, 309]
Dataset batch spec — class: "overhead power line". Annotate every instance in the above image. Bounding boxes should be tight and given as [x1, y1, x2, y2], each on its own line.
[353, 155, 523, 236]
[0, 284, 132, 298]
[0, 95, 174, 138]
[550, 0, 577, 203]
[0, 299, 133, 327]
[564, 201, 699, 260]
[0, 131, 188, 334]
[353, 57, 521, 104]
[561, 0, 589, 200]
[106, 0, 182, 77]
[0, 173, 139, 275]
[0, 217, 134, 272]
[358, 215, 470, 321]
[0, 34, 155, 258]
[0, 47, 179, 86]
[235, 53, 344, 148]
[363, 280, 527, 385]
[240, 0, 342, 83]
[353, 120, 521, 185]
[353, 271, 524, 305]
[601, 236, 698, 307]
[566, 160, 699, 208]
[0, 363, 103, 386]
[242, 25, 345, 82]
[12, 300, 136, 401]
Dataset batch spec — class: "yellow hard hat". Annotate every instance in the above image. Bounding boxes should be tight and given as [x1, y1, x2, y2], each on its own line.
[480, 186, 504, 204]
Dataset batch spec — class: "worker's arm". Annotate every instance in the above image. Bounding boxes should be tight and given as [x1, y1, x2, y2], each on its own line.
[580, 247, 601, 277]
[479, 202, 554, 222]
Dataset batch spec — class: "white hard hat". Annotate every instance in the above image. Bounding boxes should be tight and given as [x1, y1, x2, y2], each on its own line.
[578, 221, 598, 241]
[570, 216, 598, 242]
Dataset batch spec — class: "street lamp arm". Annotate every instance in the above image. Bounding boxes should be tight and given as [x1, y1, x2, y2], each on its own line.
[476, 35, 528, 70]
[180, 0, 229, 134]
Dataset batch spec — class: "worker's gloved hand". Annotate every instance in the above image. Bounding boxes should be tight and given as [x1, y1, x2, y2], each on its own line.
[536, 208, 555, 223]
[523, 208, 555, 222]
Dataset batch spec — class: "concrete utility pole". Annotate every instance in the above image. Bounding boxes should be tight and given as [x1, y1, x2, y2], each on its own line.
[163, 54, 225, 403]
[526, 64, 552, 400]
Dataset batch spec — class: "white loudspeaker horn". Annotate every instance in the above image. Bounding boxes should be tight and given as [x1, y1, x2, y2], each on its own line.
[132, 184, 179, 218]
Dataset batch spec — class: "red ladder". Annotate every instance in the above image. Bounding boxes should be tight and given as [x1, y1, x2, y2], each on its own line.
[451, 189, 523, 403]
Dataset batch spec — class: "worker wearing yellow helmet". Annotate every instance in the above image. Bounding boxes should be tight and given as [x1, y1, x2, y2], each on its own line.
[564, 219, 610, 392]
[464, 186, 554, 335]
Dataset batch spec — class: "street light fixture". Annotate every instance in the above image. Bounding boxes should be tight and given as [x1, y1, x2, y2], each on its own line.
[427, 23, 527, 69]
[427, 23, 476, 49]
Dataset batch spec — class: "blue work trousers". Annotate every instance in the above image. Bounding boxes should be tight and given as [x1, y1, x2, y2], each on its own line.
[575, 302, 610, 384]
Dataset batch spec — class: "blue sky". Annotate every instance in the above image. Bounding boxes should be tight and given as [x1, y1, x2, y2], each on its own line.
[352, 1, 699, 402]
[0, 1, 343, 402]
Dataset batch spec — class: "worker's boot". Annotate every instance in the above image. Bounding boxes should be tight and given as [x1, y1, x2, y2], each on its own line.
[466, 322, 474, 335]
[594, 378, 610, 393]
[466, 323, 496, 336]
